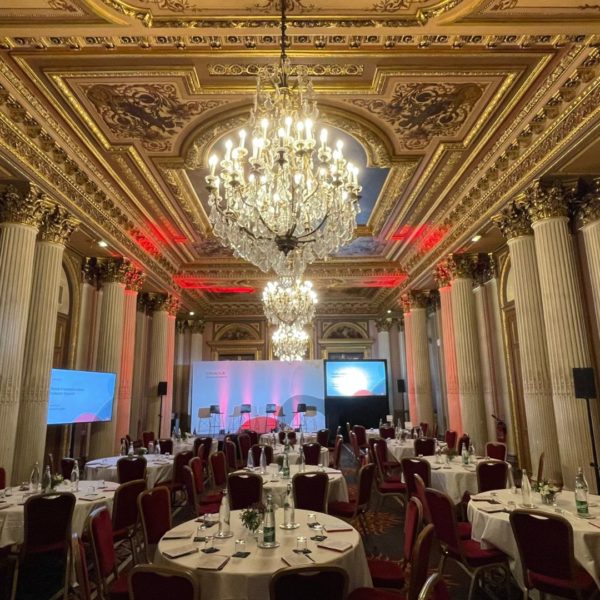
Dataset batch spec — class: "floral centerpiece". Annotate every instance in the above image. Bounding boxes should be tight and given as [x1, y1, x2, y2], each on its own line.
[240, 504, 265, 534]
[533, 480, 560, 504]
[51, 474, 64, 489]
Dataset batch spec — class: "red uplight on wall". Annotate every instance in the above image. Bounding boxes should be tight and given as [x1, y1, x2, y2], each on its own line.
[173, 275, 255, 294]
[391, 223, 448, 253]
[361, 274, 408, 288]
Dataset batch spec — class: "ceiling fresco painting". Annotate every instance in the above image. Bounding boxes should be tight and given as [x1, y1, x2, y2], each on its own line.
[0, 1, 598, 316]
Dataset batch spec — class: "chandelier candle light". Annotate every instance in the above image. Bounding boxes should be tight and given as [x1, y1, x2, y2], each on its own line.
[205, 2, 361, 278]
[272, 323, 309, 362]
[263, 277, 317, 327]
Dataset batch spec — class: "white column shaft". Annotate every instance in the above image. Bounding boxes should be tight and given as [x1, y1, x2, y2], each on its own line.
[583, 220, 600, 342]
[114, 289, 137, 448]
[533, 217, 598, 490]
[403, 312, 417, 424]
[145, 310, 170, 435]
[75, 282, 96, 370]
[88, 281, 125, 459]
[130, 309, 149, 439]
[410, 308, 434, 426]
[0, 223, 38, 480]
[162, 315, 176, 438]
[451, 277, 487, 451]
[13, 240, 65, 483]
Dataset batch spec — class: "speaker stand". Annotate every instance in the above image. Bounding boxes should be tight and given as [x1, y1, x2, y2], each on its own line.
[158, 394, 164, 439]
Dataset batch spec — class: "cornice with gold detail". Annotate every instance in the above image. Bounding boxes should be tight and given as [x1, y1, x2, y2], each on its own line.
[208, 64, 364, 78]
[39, 204, 79, 244]
[399, 49, 600, 288]
[0, 183, 47, 228]
[522, 180, 569, 223]
[492, 201, 532, 240]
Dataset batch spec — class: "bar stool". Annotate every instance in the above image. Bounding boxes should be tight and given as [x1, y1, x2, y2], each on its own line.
[228, 405, 241, 432]
[209, 404, 222, 435]
[197, 407, 211, 434]
[240, 404, 252, 428]
[304, 405, 317, 432]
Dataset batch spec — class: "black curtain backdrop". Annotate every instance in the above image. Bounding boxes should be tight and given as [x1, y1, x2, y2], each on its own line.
[325, 396, 389, 440]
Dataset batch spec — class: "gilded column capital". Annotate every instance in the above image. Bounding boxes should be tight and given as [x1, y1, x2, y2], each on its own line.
[176, 319, 188, 334]
[190, 318, 205, 334]
[0, 183, 47, 228]
[473, 253, 496, 285]
[123, 265, 145, 292]
[433, 260, 452, 288]
[400, 292, 411, 314]
[82, 257, 100, 286]
[375, 316, 393, 333]
[39, 205, 79, 245]
[492, 202, 533, 240]
[579, 177, 600, 227]
[98, 257, 131, 286]
[148, 292, 181, 316]
[137, 292, 153, 313]
[522, 180, 569, 223]
[400, 290, 430, 312]
[447, 253, 475, 280]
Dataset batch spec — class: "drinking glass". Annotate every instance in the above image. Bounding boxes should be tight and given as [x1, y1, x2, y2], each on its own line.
[203, 534, 215, 552]
[296, 536, 308, 552]
[307, 513, 317, 528]
[235, 538, 246, 554]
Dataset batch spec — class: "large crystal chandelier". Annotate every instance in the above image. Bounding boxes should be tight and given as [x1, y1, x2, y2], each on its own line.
[263, 277, 317, 327]
[272, 323, 309, 362]
[205, 2, 361, 278]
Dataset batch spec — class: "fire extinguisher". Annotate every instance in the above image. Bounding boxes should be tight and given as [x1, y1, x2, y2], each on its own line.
[492, 414, 507, 443]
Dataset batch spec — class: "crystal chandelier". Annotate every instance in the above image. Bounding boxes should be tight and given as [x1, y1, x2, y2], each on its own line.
[272, 323, 309, 362]
[262, 277, 317, 327]
[205, 2, 361, 278]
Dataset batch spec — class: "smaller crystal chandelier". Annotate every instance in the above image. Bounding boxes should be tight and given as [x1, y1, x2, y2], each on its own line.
[205, 1, 361, 278]
[262, 277, 317, 327]
[272, 323, 309, 362]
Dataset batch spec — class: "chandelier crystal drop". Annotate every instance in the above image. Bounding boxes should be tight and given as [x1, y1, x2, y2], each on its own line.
[205, 2, 361, 278]
[272, 323, 309, 362]
[262, 277, 317, 327]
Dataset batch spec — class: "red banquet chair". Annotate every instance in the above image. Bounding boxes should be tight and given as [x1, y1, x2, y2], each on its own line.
[10, 492, 76, 600]
[458, 433, 470, 453]
[476, 460, 509, 493]
[247, 430, 259, 446]
[238, 433, 252, 464]
[189, 456, 222, 505]
[444, 430, 457, 452]
[111, 478, 146, 562]
[379, 425, 395, 439]
[370, 437, 401, 473]
[329, 434, 343, 470]
[402, 457, 431, 499]
[88, 506, 129, 600]
[316, 429, 330, 448]
[302, 442, 321, 466]
[348, 524, 435, 600]
[250, 444, 274, 466]
[228, 472, 263, 510]
[163, 450, 193, 504]
[269, 566, 348, 600]
[224, 438, 239, 471]
[373, 440, 406, 508]
[485, 441, 507, 461]
[138, 486, 172, 563]
[350, 431, 368, 467]
[60, 457, 75, 479]
[142, 431, 154, 448]
[292, 472, 329, 513]
[328, 462, 375, 533]
[182, 465, 220, 518]
[210, 450, 229, 490]
[117, 456, 147, 484]
[129, 564, 199, 600]
[158, 438, 173, 455]
[414, 437, 436, 456]
[419, 422, 429, 437]
[425, 487, 510, 600]
[72, 533, 91, 600]
[510, 509, 599, 600]
[366, 496, 423, 589]
[352, 425, 369, 450]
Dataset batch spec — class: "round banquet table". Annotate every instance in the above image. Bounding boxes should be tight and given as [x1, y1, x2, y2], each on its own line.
[268, 444, 329, 467]
[468, 488, 600, 588]
[233, 465, 349, 507]
[84, 454, 173, 488]
[174, 437, 218, 456]
[156, 508, 372, 600]
[259, 433, 317, 445]
[385, 439, 415, 462]
[422, 456, 487, 504]
[0, 480, 116, 548]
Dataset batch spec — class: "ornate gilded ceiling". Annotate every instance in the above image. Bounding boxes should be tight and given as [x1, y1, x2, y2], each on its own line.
[0, 0, 599, 318]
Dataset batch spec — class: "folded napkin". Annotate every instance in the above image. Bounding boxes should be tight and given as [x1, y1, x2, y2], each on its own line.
[323, 524, 352, 533]
[163, 530, 194, 540]
[163, 544, 199, 559]
[196, 554, 230, 570]
[80, 494, 106, 502]
[476, 502, 506, 513]
[317, 540, 352, 553]
[282, 553, 314, 566]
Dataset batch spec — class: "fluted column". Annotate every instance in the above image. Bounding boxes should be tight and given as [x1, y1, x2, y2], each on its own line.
[525, 181, 598, 490]
[580, 179, 600, 338]
[402, 308, 418, 424]
[88, 259, 129, 459]
[144, 294, 180, 436]
[494, 204, 560, 480]
[375, 316, 393, 413]
[163, 310, 177, 438]
[404, 292, 435, 427]
[449, 255, 487, 452]
[114, 268, 144, 449]
[0, 184, 46, 480]
[173, 320, 188, 419]
[13, 206, 78, 483]
[75, 260, 99, 370]
[435, 263, 463, 436]
[130, 296, 150, 439]
[188, 319, 204, 433]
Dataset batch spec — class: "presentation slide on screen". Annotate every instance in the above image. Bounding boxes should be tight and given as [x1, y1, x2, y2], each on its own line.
[47, 369, 117, 425]
[325, 360, 387, 398]
[191, 360, 325, 434]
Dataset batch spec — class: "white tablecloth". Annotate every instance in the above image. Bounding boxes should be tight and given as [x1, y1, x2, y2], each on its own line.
[386, 440, 415, 462]
[233, 465, 349, 507]
[0, 480, 116, 548]
[259, 433, 317, 445]
[84, 454, 173, 488]
[268, 444, 329, 467]
[156, 508, 372, 600]
[174, 438, 218, 456]
[423, 456, 480, 504]
[468, 488, 600, 588]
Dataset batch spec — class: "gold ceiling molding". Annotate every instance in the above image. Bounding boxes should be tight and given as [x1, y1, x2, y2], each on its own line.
[207, 63, 364, 77]
[90, 0, 466, 28]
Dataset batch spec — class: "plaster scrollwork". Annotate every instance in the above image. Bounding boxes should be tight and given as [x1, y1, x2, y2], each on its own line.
[433, 259, 452, 288]
[579, 177, 600, 226]
[492, 201, 533, 240]
[447, 253, 475, 280]
[521, 180, 569, 223]
[98, 257, 132, 285]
